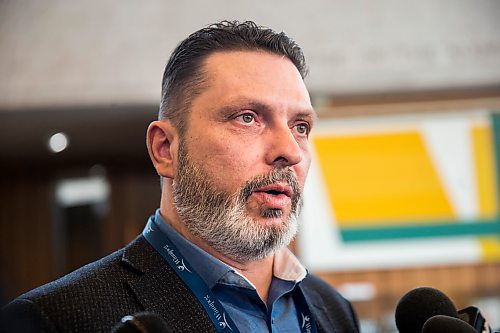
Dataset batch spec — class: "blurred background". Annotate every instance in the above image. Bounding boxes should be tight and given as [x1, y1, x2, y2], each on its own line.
[0, 1, 499, 331]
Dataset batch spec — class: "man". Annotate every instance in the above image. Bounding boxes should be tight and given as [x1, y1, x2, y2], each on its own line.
[1, 21, 359, 332]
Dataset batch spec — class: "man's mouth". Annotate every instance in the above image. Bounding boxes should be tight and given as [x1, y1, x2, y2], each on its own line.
[253, 183, 293, 198]
[249, 183, 293, 210]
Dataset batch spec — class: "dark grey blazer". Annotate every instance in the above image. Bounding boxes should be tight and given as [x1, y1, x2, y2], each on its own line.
[1, 236, 359, 332]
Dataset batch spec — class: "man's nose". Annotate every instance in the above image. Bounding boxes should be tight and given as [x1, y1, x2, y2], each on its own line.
[265, 124, 303, 168]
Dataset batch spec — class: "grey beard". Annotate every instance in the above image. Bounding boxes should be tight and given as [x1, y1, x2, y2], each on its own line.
[172, 141, 302, 263]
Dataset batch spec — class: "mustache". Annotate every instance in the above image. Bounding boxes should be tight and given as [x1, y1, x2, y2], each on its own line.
[239, 168, 301, 203]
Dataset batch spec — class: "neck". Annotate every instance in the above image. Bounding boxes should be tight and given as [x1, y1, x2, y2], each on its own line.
[159, 189, 274, 304]
[229, 256, 274, 304]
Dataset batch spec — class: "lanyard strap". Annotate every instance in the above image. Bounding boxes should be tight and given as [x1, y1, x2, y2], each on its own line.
[143, 217, 238, 332]
[143, 216, 318, 333]
[293, 287, 319, 333]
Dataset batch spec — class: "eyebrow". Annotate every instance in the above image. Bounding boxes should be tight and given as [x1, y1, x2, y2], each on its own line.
[297, 109, 318, 123]
[216, 97, 316, 121]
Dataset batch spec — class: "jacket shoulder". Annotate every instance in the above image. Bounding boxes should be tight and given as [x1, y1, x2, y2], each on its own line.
[0, 298, 57, 332]
[1, 235, 217, 333]
[1, 236, 148, 332]
[18, 241, 132, 302]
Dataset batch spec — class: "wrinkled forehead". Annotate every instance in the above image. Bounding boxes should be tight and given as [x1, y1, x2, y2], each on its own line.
[199, 50, 312, 109]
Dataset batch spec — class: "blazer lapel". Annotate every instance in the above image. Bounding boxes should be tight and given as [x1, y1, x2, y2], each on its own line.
[300, 283, 337, 333]
[119, 236, 217, 332]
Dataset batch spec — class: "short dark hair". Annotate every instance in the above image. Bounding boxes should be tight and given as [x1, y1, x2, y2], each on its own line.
[159, 20, 308, 134]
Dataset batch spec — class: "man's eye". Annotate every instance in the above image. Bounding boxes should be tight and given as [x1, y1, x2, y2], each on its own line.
[236, 113, 255, 124]
[295, 123, 309, 135]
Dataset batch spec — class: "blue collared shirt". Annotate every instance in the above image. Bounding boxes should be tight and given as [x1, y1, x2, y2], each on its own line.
[152, 210, 308, 332]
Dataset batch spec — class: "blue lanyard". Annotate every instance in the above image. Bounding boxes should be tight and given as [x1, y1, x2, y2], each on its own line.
[142, 216, 318, 333]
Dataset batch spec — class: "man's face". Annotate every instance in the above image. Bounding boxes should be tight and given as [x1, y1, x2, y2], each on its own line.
[172, 51, 314, 262]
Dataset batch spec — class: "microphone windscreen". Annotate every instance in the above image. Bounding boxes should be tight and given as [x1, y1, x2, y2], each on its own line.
[423, 315, 477, 333]
[395, 287, 459, 333]
[111, 312, 172, 333]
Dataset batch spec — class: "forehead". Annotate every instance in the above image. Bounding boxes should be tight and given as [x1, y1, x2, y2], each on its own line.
[195, 50, 313, 114]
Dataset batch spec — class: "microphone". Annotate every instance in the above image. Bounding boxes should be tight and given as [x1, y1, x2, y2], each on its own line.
[422, 315, 477, 333]
[111, 312, 172, 333]
[395, 287, 459, 333]
[395, 287, 496, 333]
[458, 306, 492, 333]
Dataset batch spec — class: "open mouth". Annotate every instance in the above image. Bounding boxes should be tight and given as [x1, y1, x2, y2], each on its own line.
[253, 183, 293, 198]
[265, 190, 282, 195]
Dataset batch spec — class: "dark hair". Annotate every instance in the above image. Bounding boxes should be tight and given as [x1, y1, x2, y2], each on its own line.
[159, 20, 308, 134]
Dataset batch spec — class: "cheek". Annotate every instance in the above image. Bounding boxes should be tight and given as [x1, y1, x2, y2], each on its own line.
[199, 131, 262, 163]
[188, 137, 262, 183]
[295, 151, 312, 186]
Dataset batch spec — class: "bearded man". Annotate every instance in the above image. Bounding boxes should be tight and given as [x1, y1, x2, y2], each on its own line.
[1, 21, 359, 333]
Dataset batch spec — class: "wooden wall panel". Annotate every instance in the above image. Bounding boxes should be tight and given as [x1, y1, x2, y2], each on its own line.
[0, 167, 55, 302]
[0, 161, 160, 303]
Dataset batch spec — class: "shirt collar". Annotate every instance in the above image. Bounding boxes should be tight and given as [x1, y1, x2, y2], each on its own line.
[152, 209, 307, 288]
[153, 210, 231, 289]
[273, 246, 308, 282]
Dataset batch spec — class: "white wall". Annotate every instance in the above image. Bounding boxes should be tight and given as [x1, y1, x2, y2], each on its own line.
[1, 0, 499, 109]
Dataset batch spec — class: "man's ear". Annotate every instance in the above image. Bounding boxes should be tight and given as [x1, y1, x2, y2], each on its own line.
[146, 120, 178, 179]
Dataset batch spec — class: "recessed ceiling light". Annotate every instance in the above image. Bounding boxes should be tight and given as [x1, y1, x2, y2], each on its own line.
[48, 132, 69, 153]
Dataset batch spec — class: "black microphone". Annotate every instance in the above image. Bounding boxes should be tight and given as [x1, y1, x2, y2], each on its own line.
[395, 287, 497, 333]
[395, 287, 459, 333]
[458, 306, 493, 333]
[111, 312, 172, 333]
[422, 315, 477, 333]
